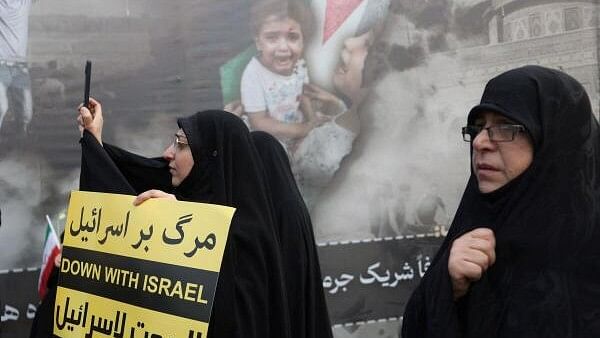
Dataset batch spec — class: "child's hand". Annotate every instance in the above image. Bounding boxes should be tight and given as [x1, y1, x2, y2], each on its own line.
[306, 112, 331, 132]
[224, 100, 245, 117]
[303, 84, 338, 103]
[314, 111, 332, 125]
[303, 84, 345, 116]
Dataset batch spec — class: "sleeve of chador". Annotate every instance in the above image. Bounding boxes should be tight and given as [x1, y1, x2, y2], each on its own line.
[402, 249, 463, 338]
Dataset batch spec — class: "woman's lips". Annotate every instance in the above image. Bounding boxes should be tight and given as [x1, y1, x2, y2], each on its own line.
[477, 163, 498, 170]
[476, 163, 499, 178]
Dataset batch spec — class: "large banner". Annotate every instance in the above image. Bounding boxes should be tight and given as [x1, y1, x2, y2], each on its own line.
[319, 233, 443, 327]
[0, 0, 598, 336]
[0, 269, 39, 335]
[54, 191, 234, 337]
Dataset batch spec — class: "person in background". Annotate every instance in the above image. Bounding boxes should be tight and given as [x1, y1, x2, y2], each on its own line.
[297, 19, 424, 213]
[251, 130, 333, 338]
[0, 0, 35, 139]
[294, 23, 385, 210]
[402, 65, 600, 337]
[241, 0, 325, 153]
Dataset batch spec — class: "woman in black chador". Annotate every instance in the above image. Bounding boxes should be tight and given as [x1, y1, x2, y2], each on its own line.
[251, 131, 333, 338]
[31, 98, 294, 337]
[402, 65, 600, 337]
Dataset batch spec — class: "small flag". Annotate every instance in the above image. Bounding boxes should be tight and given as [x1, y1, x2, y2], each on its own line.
[38, 215, 61, 300]
[323, 0, 364, 44]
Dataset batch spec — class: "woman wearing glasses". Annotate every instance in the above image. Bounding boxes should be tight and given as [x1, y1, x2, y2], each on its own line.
[402, 65, 600, 337]
[31, 99, 297, 338]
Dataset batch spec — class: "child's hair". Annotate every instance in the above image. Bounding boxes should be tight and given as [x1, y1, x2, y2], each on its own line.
[250, 0, 315, 41]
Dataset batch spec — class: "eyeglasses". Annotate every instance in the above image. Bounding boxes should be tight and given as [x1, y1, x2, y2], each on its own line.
[172, 134, 189, 151]
[462, 124, 526, 142]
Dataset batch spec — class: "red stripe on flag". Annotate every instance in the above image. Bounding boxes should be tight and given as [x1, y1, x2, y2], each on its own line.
[38, 246, 60, 300]
[323, 0, 363, 44]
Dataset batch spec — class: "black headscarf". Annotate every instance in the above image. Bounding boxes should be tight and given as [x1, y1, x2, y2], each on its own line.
[32, 111, 294, 338]
[251, 131, 333, 338]
[402, 65, 600, 337]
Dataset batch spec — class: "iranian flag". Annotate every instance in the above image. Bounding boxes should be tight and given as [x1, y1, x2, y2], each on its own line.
[38, 215, 61, 300]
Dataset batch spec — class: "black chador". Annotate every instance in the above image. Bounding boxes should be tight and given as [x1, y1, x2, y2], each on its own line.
[402, 66, 600, 337]
[252, 131, 333, 338]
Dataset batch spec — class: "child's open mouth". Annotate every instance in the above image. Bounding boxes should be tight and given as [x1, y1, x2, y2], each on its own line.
[274, 57, 293, 68]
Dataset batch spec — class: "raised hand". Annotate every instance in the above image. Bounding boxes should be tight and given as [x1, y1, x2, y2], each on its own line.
[77, 97, 104, 144]
[448, 227, 496, 300]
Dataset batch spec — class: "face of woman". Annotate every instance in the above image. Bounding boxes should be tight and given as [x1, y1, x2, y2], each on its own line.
[333, 30, 373, 101]
[471, 111, 534, 193]
[163, 129, 194, 187]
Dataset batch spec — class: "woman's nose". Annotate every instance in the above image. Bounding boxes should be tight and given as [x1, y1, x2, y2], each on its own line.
[163, 143, 175, 160]
[472, 129, 494, 151]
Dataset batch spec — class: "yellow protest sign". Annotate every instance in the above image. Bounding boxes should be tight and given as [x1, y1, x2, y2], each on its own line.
[54, 191, 235, 337]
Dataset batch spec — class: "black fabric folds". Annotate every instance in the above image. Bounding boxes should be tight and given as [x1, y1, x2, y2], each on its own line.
[28, 266, 59, 338]
[402, 65, 600, 337]
[175, 111, 291, 338]
[31, 131, 143, 338]
[251, 131, 333, 338]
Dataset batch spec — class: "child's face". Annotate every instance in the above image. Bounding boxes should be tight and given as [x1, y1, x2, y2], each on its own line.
[255, 16, 304, 76]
